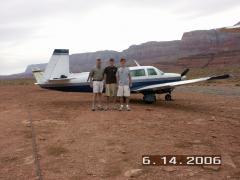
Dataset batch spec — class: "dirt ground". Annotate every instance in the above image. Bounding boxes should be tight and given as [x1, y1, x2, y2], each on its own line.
[0, 84, 239, 180]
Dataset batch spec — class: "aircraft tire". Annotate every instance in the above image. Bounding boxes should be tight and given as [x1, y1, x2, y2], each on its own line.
[143, 93, 156, 104]
[165, 94, 172, 101]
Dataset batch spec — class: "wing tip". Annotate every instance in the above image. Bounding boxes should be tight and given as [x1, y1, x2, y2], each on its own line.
[208, 74, 230, 80]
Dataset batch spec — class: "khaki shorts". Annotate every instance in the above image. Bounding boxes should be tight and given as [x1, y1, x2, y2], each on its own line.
[93, 81, 104, 93]
[117, 85, 130, 97]
[105, 83, 117, 97]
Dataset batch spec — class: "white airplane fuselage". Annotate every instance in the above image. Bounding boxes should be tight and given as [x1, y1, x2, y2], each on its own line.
[38, 66, 182, 94]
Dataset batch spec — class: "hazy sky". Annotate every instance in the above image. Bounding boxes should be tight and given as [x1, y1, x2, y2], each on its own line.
[0, 0, 240, 75]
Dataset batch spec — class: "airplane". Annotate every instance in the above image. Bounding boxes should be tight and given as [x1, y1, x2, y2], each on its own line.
[32, 49, 230, 103]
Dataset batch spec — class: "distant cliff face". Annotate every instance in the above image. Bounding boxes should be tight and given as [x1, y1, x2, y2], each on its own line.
[22, 21, 240, 76]
[177, 50, 240, 68]
[180, 29, 240, 55]
[178, 28, 240, 68]
[122, 41, 181, 64]
[70, 50, 121, 72]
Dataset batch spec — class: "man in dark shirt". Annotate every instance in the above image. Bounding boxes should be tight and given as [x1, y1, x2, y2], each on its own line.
[103, 58, 118, 110]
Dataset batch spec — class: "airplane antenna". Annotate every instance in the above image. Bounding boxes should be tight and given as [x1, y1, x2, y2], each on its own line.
[133, 60, 141, 66]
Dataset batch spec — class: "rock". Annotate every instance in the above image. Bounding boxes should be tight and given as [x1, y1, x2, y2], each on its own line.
[202, 165, 221, 171]
[99, 158, 106, 163]
[120, 150, 127, 154]
[223, 153, 236, 168]
[24, 155, 34, 165]
[163, 167, 177, 172]
[193, 140, 201, 144]
[210, 116, 216, 121]
[39, 137, 46, 141]
[188, 172, 195, 177]
[124, 169, 143, 177]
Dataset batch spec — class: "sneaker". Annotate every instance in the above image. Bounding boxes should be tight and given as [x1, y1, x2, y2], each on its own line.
[112, 105, 118, 110]
[97, 105, 104, 111]
[91, 106, 96, 111]
[126, 105, 131, 111]
[119, 105, 124, 111]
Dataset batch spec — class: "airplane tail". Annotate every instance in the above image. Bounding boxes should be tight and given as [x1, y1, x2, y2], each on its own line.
[32, 68, 45, 84]
[43, 49, 70, 80]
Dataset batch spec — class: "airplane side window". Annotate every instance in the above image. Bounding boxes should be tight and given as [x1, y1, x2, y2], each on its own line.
[130, 69, 146, 77]
[147, 68, 157, 76]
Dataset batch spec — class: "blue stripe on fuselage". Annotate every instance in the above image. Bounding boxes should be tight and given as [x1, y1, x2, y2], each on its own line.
[40, 78, 181, 92]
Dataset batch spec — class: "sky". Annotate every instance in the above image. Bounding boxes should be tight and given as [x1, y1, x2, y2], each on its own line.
[0, 0, 240, 75]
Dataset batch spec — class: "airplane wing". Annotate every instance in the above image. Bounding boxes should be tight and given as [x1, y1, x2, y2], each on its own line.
[133, 74, 230, 92]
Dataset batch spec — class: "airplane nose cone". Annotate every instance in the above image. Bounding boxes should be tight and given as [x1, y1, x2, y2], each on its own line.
[181, 75, 187, 80]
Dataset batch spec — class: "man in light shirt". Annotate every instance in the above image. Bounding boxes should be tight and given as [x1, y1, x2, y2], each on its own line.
[116, 58, 132, 111]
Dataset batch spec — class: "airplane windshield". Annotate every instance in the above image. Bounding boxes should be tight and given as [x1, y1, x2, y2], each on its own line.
[156, 68, 164, 74]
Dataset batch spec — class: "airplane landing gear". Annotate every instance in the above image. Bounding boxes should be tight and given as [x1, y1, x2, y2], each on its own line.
[165, 93, 172, 101]
[143, 93, 156, 104]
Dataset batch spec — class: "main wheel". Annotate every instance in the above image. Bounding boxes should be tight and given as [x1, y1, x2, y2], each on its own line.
[165, 94, 172, 101]
[143, 94, 156, 104]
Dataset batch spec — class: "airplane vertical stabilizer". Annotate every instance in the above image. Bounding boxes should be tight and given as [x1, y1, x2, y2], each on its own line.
[44, 49, 70, 80]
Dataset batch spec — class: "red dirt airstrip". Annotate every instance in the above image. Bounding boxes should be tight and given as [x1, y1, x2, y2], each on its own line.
[0, 84, 239, 180]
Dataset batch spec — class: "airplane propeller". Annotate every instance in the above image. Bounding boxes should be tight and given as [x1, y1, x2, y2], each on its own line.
[181, 68, 190, 77]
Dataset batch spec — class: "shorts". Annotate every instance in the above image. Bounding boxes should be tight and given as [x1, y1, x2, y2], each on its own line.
[105, 83, 117, 97]
[93, 81, 103, 93]
[117, 85, 130, 97]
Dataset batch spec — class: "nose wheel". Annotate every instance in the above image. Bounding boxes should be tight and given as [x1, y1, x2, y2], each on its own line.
[165, 94, 172, 101]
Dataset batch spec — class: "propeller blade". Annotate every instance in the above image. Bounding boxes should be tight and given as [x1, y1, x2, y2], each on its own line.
[181, 68, 189, 77]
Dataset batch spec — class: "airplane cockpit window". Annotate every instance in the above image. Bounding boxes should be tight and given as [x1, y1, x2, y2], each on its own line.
[147, 68, 158, 76]
[130, 69, 146, 77]
[156, 68, 164, 75]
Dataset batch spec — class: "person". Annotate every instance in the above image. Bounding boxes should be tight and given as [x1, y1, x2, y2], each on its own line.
[87, 59, 104, 111]
[103, 58, 118, 110]
[116, 58, 132, 111]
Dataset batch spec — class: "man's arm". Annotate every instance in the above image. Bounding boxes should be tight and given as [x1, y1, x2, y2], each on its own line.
[116, 69, 119, 85]
[87, 71, 92, 82]
[103, 68, 106, 84]
[87, 70, 94, 87]
[128, 69, 132, 87]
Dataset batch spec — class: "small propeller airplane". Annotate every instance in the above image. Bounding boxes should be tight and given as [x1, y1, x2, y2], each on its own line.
[32, 49, 230, 103]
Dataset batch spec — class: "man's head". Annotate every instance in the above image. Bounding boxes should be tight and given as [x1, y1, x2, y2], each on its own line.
[120, 58, 126, 67]
[96, 58, 101, 68]
[109, 58, 115, 66]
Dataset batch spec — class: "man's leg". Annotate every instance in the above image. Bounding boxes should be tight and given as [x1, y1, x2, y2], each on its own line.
[124, 86, 131, 111]
[92, 93, 97, 111]
[126, 97, 129, 105]
[98, 93, 103, 108]
[117, 85, 124, 111]
[106, 96, 110, 110]
[98, 81, 104, 110]
[119, 96, 124, 111]
[112, 84, 117, 109]
[105, 84, 110, 110]
[92, 81, 97, 111]
[125, 97, 131, 111]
